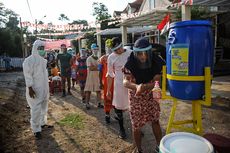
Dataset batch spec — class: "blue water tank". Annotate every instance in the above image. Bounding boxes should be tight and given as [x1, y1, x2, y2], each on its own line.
[166, 20, 214, 100]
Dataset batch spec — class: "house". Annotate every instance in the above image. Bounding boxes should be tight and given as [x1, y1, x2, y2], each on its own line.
[113, 0, 144, 18]
[116, 0, 174, 45]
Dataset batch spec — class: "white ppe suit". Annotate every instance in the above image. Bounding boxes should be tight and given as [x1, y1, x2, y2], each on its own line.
[23, 40, 49, 133]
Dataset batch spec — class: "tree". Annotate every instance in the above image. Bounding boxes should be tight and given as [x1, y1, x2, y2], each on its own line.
[0, 2, 6, 26]
[69, 20, 88, 32]
[92, 2, 112, 30]
[70, 20, 88, 26]
[92, 2, 111, 21]
[58, 13, 69, 22]
[71, 40, 79, 54]
[38, 20, 44, 24]
[84, 32, 96, 49]
[0, 3, 23, 57]
[6, 16, 19, 31]
[176, 6, 210, 20]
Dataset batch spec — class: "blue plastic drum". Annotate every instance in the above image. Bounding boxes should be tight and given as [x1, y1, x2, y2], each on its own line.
[166, 20, 214, 100]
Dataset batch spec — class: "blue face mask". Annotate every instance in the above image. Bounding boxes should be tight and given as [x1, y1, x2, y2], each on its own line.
[38, 50, 46, 57]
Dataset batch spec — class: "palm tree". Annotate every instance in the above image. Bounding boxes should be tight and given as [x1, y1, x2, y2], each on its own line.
[58, 13, 69, 22]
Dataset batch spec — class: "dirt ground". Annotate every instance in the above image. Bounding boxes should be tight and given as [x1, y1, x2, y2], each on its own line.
[0, 72, 230, 153]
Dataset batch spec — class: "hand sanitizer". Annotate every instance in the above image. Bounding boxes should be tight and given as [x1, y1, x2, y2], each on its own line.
[152, 81, 162, 102]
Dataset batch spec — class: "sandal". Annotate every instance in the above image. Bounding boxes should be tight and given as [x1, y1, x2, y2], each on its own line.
[41, 124, 54, 129]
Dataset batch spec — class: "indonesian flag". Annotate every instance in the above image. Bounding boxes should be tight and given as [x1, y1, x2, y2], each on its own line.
[157, 14, 170, 35]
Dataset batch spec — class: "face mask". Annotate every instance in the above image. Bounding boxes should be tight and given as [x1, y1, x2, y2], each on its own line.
[38, 50, 46, 57]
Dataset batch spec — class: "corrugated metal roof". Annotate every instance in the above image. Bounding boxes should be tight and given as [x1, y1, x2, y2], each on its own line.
[95, 26, 156, 35]
[120, 8, 177, 27]
[192, 0, 230, 7]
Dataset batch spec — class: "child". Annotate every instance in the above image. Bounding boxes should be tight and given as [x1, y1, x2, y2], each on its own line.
[76, 48, 88, 103]
[71, 56, 77, 89]
[50, 63, 61, 95]
[51, 63, 61, 81]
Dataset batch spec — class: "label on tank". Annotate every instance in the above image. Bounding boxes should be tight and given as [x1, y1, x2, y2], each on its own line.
[171, 44, 189, 76]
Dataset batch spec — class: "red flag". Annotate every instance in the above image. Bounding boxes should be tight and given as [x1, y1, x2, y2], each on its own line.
[157, 14, 170, 31]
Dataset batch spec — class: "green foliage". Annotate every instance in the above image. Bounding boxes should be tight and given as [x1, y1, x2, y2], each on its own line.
[84, 32, 96, 49]
[71, 39, 79, 54]
[6, 16, 19, 30]
[0, 3, 22, 57]
[58, 113, 84, 129]
[92, 2, 114, 30]
[56, 35, 65, 39]
[0, 28, 22, 57]
[176, 6, 209, 20]
[58, 13, 69, 21]
[69, 20, 89, 32]
[92, 2, 111, 22]
[70, 20, 88, 26]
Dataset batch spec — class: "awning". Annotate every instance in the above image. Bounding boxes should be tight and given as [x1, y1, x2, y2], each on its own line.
[45, 40, 71, 50]
[119, 8, 177, 27]
[95, 26, 156, 36]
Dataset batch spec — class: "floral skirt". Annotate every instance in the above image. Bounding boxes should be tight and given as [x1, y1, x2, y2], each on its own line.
[129, 90, 160, 130]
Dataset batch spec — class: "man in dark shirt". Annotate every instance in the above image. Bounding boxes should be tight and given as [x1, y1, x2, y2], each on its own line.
[56, 44, 73, 97]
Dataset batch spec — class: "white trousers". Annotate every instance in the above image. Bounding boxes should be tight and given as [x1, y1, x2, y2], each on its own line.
[28, 99, 48, 133]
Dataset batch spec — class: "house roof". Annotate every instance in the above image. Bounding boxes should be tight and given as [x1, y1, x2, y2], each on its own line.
[129, 0, 144, 9]
[113, 11, 123, 17]
[123, 0, 144, 13]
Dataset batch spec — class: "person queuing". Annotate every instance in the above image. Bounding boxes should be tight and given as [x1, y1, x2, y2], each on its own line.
[106, 37, 131, 139]
[23, 40, 53, 140]
[98, 39, 113, 124]
[123, 38, 165, 153]
[56, 44, 73, 97]
[84, 44, 103, 109]
[76, 48, 88, 103]
[71, 55, 78, 89]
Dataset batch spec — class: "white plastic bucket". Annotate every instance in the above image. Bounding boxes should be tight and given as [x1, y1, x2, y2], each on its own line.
[160, 132, 214, 153]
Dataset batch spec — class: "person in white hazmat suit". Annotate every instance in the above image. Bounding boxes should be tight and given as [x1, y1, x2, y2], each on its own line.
[23, 40, 53, 140]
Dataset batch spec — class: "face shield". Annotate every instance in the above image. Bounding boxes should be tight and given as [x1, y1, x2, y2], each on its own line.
[92, 49, 98, 56]
[133, 45, 152, 69]
[111, 43, 122, 52]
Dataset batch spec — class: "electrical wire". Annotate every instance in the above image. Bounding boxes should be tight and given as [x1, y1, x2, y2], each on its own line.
[26, 0, 33, 20]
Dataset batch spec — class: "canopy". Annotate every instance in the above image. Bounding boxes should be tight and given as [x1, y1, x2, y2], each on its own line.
[119, 8, 177, 27]
[45, 39, 71, 50]
[95, 26, 156, 36]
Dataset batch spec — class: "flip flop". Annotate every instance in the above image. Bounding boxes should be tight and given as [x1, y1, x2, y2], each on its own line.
[41, 124, 54, 129]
